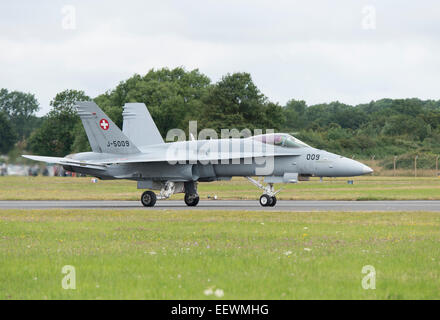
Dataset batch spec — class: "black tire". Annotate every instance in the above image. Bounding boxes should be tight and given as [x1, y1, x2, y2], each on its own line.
[259, 194, 272, 207]
[184, 194, 200, 206]
[141, 191, 157, 207]
[269, 196, 277, 207]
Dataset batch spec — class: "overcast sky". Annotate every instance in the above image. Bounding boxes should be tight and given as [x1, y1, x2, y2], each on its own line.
[1, 0, 439, 115]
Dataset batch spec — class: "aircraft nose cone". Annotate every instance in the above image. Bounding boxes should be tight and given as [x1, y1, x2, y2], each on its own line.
[362, 165, 373, 174]
[336, 158, 373, 176]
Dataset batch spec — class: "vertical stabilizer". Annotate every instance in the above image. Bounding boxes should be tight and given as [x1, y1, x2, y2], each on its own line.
[76, 101, 140, 154]
[122, 103, 164, 147]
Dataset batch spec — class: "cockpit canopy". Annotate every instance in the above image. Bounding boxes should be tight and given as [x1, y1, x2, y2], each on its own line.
[252, 133, 310, 148]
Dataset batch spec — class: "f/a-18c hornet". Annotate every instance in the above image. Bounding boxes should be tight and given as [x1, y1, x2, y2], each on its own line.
[23, 102, 373, 207]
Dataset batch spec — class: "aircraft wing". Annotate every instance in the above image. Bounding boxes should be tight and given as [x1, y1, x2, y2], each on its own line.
[22, 155, 107, 170]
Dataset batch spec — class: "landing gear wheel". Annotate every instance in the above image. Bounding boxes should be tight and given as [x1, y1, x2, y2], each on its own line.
[141, 191, 157, 207]
[269, 196, 277, 207]
[184, 194, 200, 206]
[259, 194, 272, 207]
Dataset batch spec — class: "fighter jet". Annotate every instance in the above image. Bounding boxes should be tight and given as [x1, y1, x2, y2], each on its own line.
[23, 101, 373, 207]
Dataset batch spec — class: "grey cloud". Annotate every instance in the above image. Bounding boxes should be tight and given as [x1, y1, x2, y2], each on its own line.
[0, 0, 439, 115]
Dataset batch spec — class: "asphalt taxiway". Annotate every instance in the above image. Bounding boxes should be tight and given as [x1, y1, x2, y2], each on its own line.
[1, 200, 440, 211]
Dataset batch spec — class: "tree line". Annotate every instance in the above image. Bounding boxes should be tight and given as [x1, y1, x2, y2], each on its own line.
[2, 67, 440, 168]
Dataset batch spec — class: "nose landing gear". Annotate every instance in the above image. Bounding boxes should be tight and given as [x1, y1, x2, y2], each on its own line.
[246, 177, 280, 207]
[259, 194, 277, 207]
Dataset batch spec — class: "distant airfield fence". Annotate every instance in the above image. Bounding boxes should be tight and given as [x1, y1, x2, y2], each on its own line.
[363, 154, 440, 177]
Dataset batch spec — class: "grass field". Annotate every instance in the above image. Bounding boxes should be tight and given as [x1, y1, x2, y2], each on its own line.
[1, 209, 439, 299]
[1, 175, 440, 201]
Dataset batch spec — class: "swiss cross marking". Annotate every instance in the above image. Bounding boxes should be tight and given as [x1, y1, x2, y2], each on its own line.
[100, 119, 109, 130]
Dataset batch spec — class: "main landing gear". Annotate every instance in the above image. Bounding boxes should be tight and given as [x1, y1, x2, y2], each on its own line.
[140, 181, 199, 207]
[184, 193, 200, 206]
[141, 190, 157, 207]
[183, 181, 199, 207]
[246, 177, 280, 207]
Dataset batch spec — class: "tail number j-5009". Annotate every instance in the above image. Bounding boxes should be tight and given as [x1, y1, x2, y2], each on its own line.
[306, 154, 320, 160]
[107, 140, 130, 148]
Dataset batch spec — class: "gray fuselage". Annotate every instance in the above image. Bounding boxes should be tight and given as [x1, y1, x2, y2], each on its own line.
[65, 136, 372, 182]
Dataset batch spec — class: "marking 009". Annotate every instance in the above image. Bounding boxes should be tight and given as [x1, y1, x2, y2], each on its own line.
[306, 154, 320, 160]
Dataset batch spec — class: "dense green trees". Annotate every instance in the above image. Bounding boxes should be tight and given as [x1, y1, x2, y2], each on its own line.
[0, 111, 16, 154]
[28, 90, 90, 156]
[2, 67, 440, 169]
[94, 68, 211, 135]
[289, 98, 440, 165]
[0, 88, 40, 141]
[196, 72, 284, 133]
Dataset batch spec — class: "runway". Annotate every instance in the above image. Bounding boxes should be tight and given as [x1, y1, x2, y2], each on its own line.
[1, 200, 440, 211]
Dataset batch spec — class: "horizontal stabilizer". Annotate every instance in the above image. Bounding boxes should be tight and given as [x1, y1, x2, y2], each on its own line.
[22, 155, 107, 170]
